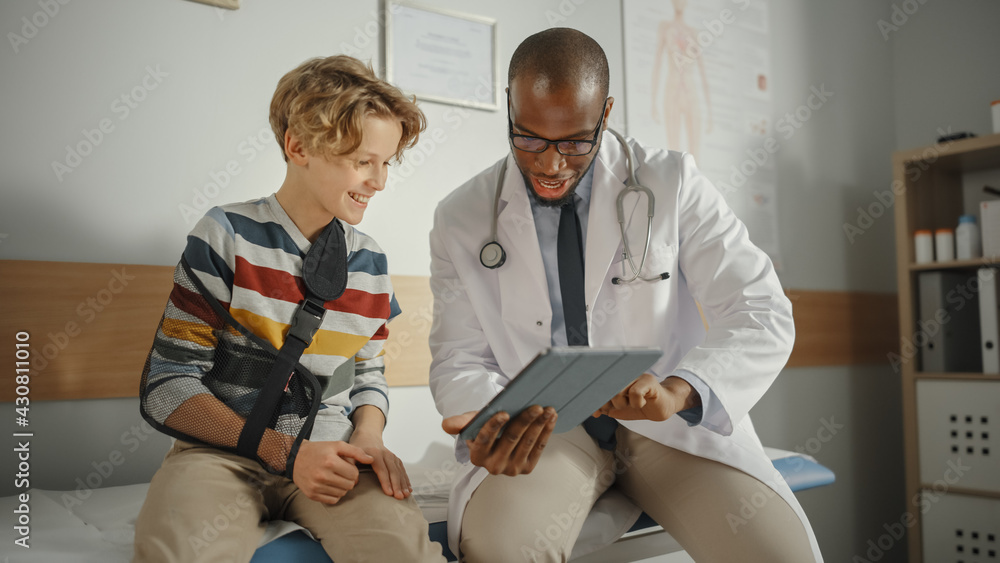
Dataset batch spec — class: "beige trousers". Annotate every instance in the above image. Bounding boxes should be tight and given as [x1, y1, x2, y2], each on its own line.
[133, 441, 445, 563]
[461, 426, 816, 563]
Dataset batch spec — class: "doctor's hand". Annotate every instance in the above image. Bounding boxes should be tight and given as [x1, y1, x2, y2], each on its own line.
[292, 440, 374, 505]
[594, 374, 700, 422]
[442, 406, 557, 476]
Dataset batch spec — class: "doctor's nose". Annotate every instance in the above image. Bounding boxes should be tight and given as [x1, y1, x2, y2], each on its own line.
[534, 146, 565, 175]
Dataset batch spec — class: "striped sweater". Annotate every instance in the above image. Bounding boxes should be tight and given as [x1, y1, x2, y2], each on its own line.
[144, 194, 399, 442]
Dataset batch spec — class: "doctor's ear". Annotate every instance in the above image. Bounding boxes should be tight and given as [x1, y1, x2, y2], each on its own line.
[602, 96, 615, 130]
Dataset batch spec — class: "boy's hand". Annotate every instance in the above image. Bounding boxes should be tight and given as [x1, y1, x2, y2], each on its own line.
[594, 374, 699, 421]
[347, 405, 410, 499]
[442, 406, 557, 476]
[292, 440, 374, 505]
[349, 430, 412, 500]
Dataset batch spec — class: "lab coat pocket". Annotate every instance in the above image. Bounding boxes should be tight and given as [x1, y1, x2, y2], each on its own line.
[605, 243, 676, 346]
[617, 241, 674, 298]
[643, 243, 676, 279]
[612, 242, 676, 283]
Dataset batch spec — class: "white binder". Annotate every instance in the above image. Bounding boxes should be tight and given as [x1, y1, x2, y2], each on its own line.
[979, 268, 1000, 373]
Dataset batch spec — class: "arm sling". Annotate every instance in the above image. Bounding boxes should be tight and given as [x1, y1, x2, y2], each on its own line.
[139, 219, 350, 476]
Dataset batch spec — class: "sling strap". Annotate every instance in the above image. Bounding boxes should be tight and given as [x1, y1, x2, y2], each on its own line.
[235, 219, 348, 466]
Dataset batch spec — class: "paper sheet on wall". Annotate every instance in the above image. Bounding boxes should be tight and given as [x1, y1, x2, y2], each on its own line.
[623, 0, 782, 269]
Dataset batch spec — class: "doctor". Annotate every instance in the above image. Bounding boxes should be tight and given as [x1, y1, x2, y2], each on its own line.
[429, 28, 821, 562]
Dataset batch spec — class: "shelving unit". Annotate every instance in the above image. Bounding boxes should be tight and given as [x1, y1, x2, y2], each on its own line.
[892, 133, 1000, 563]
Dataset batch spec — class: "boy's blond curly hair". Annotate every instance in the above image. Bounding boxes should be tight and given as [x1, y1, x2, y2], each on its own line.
[270, 55, 425, 162]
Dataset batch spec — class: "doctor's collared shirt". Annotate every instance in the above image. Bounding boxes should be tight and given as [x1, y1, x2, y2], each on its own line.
[525, 164, 725, 431]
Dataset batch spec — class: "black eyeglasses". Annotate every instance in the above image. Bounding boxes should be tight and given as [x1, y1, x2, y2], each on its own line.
[508, 96, 608, 156]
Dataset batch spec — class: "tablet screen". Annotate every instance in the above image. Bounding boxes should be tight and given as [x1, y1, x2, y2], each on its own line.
[458, 347, 663, 441]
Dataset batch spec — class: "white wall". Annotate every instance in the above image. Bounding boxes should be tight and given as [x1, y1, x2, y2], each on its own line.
[745, 2, 904, 561]
[0, 0, 624, 275]
[891, 1, 1000, 150]
[3, 1, 997, 561]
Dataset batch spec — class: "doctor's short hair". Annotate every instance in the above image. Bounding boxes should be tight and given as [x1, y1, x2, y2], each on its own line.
[269, 55, 426, 162]
[508, 28, 609, 99]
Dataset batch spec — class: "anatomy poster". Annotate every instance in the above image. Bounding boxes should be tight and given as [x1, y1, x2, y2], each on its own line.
[623, 0, 782, 267]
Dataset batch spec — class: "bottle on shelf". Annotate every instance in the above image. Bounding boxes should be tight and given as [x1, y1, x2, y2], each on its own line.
[935, 228, 955, 262]
[915, 229, 934, 264]
[956, 215, 982, 260]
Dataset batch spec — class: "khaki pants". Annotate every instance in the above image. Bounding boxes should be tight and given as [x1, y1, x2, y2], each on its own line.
[133, 441, 445, 563]
[461, 426, 816, 563]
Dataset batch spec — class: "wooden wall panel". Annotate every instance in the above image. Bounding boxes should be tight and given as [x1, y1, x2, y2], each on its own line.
[784, 289, 899, 368]
[0, 260, 899, 402]
[0, 260, 174, 402]
[381, 275, 434, 387]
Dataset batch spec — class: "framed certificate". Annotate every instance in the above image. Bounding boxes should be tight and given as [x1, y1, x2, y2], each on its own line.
[385, 1, 500, 111]
[185, 0, 239, 8]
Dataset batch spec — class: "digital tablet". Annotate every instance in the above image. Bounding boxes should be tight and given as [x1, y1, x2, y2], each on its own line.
[458, 347, 663, 441]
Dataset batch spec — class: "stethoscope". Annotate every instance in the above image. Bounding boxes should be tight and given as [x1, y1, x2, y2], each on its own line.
[479, 128, 670, 285]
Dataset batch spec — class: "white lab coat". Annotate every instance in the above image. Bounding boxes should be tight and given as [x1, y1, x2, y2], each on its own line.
[428, 134, 823, 561]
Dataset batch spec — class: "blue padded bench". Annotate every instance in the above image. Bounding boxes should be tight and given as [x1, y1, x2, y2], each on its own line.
[249, 451, 834, 562]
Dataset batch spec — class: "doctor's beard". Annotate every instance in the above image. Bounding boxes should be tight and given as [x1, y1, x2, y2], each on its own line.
[518, 158, 597, 209]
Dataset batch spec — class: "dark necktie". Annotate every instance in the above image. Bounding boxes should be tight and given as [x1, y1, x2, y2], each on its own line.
[558, 201, 618, 450]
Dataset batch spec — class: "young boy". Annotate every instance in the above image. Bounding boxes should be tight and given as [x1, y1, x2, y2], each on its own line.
[133, 55, 444, 562]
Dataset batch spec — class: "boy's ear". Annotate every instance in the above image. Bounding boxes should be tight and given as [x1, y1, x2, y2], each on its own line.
[284, 130, 309, 165]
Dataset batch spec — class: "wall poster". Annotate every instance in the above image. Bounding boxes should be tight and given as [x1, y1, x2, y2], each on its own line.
[623, 0, 782, 267]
